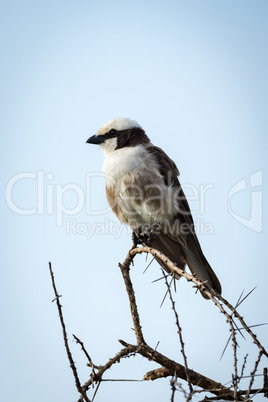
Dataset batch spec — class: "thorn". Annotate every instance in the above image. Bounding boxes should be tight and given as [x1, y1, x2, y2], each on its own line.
[220, 335, 231, 360]
[92, 381, 101, 402]
[237, 286, 257, 308]
[160, 287, 169, 308]
[160, 276, 173, 308]
[172, 274, 177, 292]
[235, 289, 245, 310]
[235, 323, 268, 331]
[152, 273, 172, 283]
[52, 295, 62, 302]
[143, 257, 155, 274]
[233, 320, 246, 341]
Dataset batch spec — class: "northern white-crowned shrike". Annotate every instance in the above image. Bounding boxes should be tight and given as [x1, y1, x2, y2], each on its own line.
[86, 117, 221, 297]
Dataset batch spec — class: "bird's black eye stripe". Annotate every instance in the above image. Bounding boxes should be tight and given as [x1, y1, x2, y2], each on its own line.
[104, 129, 118, 139]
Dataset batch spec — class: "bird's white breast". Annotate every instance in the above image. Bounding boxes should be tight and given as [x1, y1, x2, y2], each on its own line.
[103, 145, 152, 186]
[102, 144, 179, 229]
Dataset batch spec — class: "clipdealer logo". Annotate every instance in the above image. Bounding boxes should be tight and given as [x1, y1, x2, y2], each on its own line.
[5, 171, 110, 227]
[5, 169, 263, 235]
[227, 170, 263, 233]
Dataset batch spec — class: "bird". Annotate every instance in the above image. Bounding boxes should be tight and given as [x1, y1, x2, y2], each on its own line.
[86, 117, 221, 297]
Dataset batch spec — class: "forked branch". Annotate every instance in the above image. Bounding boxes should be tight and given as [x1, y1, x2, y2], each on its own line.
[48, 244, 268, 402]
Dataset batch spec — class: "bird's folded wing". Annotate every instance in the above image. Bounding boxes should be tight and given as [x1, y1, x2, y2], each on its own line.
[146, 144, 222, 296]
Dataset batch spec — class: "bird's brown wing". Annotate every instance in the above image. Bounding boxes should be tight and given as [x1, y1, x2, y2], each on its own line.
[146, 145, 222, 296]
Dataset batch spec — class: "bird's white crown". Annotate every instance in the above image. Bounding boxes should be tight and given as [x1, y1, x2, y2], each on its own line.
[96, 117, 141, 136]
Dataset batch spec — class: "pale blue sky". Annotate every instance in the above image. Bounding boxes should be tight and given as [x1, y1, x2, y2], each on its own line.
[1, 1, 268, 401]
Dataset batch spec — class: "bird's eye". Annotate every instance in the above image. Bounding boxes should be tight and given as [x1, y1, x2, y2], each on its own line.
[109, 129, 116, 135]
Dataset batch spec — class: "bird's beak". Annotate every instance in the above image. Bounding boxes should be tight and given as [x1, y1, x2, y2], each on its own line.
[86, 135, 104, 145]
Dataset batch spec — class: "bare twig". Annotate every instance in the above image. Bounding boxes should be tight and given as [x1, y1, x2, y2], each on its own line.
[73, 334, 100, 370]
[200, 386, 268, 400]
[264, 367, 268, 398]
[77, 344, 138, 400]
[118, 261, 145, 345]
[231, 321, 239, 400]
[162, 269, 193, 396]
[48, 262, 91, 402]
[119, 339, 231, 397]
[170, 374, 177, 402]
[238, 354, 248, 386]
[244, 351, 264, 400]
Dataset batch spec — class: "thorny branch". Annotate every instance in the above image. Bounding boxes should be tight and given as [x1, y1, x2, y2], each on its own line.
[130, 247, 268, 357]
[118, 259, 145, 345]
[48, 262, 91, 402]
[48, 244, 268, 401]
[161, 269, 193, 398]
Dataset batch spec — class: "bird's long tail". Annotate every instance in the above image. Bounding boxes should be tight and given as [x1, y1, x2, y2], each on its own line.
[149, 231, 221, 298]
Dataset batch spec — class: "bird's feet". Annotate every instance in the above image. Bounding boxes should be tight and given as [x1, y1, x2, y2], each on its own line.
[132, 224, 160, 246]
